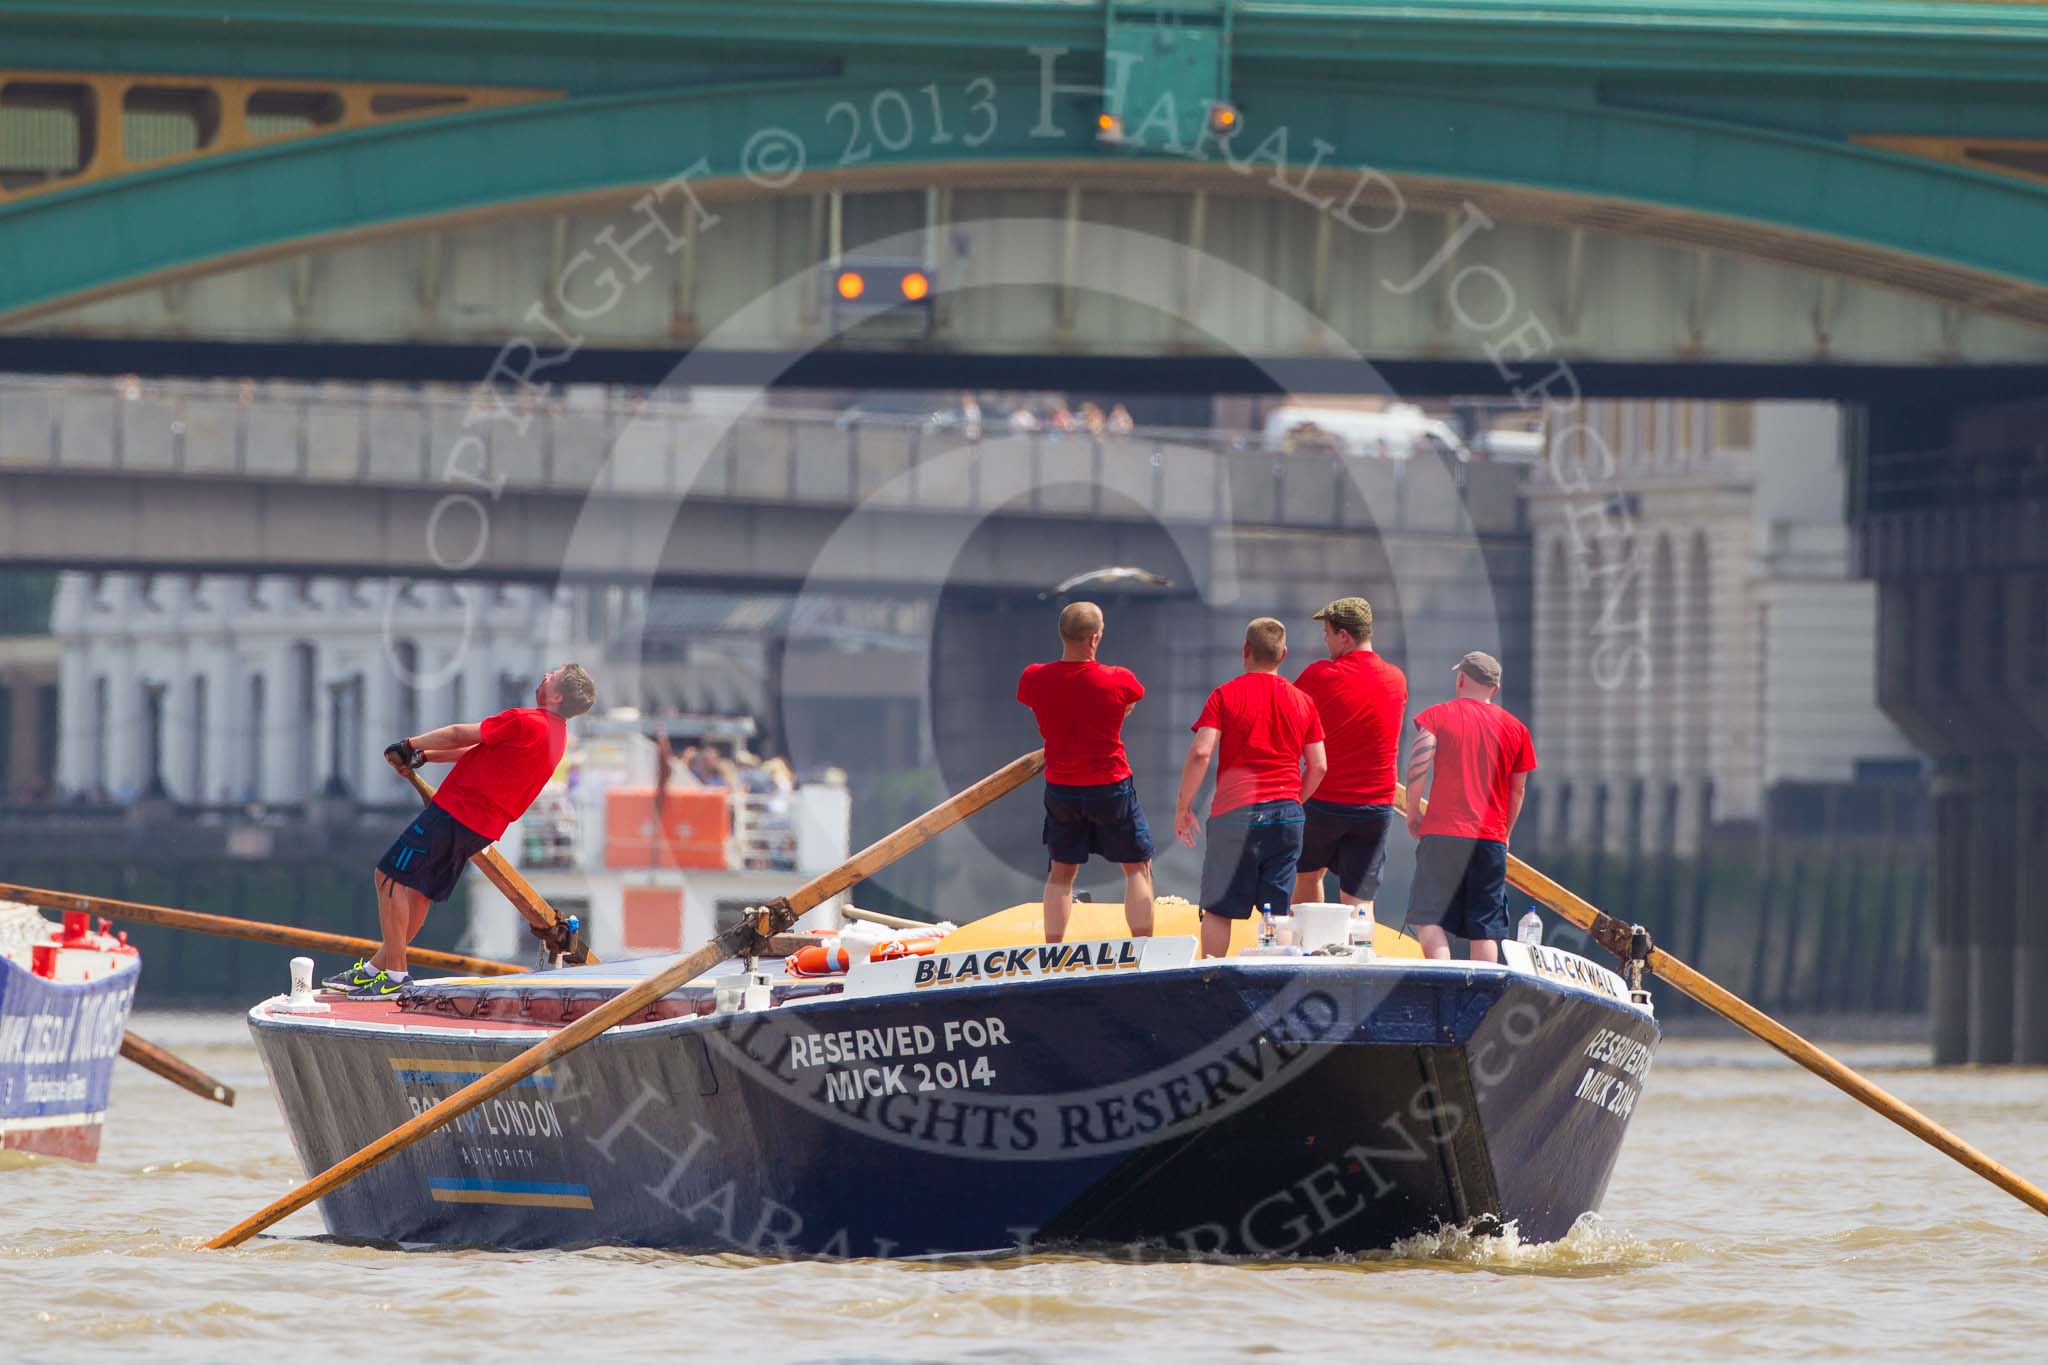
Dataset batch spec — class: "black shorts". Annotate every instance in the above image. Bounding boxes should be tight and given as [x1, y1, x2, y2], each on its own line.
[1043, 778, 1155, 866]
[1199, 799, 1305, 920]
[376, 802, 492, 903]
[1297, 799, 1395, 899]
[1406, 835, 1511, 943]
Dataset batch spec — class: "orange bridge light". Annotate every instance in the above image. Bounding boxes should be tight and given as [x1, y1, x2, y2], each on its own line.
[836, 271, 866, 300]
[900, 271, 930, 301]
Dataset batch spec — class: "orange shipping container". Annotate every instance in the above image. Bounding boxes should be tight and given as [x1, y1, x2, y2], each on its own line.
[604, 788, 729, 869]
[621, 885, 685, 953]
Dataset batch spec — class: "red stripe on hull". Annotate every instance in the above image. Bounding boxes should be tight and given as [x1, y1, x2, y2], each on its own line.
[1, 1118, 105, 1162]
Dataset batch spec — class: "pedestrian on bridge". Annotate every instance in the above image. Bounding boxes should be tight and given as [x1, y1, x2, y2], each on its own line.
[1016, 603, 1155, 943]
[325, 664, 596, 997]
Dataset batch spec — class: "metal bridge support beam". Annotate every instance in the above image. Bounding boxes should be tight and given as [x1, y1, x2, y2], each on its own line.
[1967, 755, 2018, 1065]
[1927, 758, 1971, 1065]
[1859, 398, 2048, 1064]
[2016, 755, 2048, 1065]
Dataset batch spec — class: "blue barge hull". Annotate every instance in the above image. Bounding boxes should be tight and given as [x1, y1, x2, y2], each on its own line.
[251, 956, 1659, 1256]
[2, 947, 139, 1161]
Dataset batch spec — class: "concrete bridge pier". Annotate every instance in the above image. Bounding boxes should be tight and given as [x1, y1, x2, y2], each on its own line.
[2018, 755, 2048, 1064]
[1927, 757, 1969, 1066]
[1862, 399, 2048, 1061]
[1878, 599, 2046, 1065]
[1967, 755, 2018, 1066]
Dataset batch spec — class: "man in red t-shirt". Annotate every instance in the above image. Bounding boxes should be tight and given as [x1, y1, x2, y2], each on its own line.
[1403, 651, 1534, 962]
[1292, 596, 1406, 917]
[1017, 602, 1154, 942]
[1174, 618, 1328, 958]
[324, 663, 596, 997]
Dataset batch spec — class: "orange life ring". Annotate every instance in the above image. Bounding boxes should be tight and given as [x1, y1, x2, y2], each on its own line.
[785, 934, 944, 976]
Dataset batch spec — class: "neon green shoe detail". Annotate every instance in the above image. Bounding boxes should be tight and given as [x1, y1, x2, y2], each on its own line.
[322, 959, 375, 991]
[344, 970, 406, 999]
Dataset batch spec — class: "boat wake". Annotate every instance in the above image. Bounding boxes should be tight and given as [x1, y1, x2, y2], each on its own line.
[1374, 1213, 1683, 1274]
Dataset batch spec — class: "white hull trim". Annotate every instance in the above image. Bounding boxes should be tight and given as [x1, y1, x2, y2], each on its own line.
[0, 1110, 107, 1133]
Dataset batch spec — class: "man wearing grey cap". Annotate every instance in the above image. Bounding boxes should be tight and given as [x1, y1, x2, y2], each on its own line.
[1402, 651, 1535, 961]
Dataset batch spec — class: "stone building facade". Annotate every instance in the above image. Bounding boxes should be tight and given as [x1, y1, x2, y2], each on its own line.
[51, 574, 564, 803]
[1528, 400, 1916, 852]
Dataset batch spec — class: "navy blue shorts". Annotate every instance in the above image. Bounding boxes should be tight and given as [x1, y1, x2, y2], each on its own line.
[1298, 799, 1395, 899]
[1406, 835, 1511, 943]
[376, 803, 492, 904]
[1199, 799, 1305, 920]
[1043, 778, 1154, 866]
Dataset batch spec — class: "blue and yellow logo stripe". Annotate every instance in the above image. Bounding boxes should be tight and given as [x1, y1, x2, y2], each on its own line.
[427, 1177, 593, 1210]
[386, 1057, 556, 1090]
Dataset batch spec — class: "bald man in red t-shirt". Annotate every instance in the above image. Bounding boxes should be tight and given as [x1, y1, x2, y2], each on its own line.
[1017, 602, 1154, 943]
[324, 663, 595, 997]
[1403, 651, 1535, 962]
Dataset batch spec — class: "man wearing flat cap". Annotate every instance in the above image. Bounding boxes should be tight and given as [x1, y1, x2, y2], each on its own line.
[1292, 597, 1406, 921]
[1402, 651, 1534, 961]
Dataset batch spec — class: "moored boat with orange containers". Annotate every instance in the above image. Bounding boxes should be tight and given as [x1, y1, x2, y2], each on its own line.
[1, 901, 140, 1161]
[476, 714, 855, 965]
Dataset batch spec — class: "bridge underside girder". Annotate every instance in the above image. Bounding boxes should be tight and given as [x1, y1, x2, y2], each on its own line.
[5, 65, 2048, 369]
[18, 168, 2048, 371]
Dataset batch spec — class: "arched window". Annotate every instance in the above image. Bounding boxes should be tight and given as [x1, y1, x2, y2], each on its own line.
[394, 638, 421, 741]
[1578, 543, 1607, 783]
[290, 641, 317, 800]
[189, 674, 207, 800]
[1537, 537, 1571, 774]
[90, 674, 108, 794]
[246, 673, 265, 800]
[1650, 535, 1677, 781]
[1685, 532, 1713, 781]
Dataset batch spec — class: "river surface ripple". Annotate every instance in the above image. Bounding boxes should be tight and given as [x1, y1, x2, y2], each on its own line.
[3, 1014, 2045, 1362]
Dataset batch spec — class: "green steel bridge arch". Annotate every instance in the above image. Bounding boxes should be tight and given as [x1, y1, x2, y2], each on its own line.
[5, 1, 2048, 349]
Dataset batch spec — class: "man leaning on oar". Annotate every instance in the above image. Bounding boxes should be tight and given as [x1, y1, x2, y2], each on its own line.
[326, 664, 597, 997]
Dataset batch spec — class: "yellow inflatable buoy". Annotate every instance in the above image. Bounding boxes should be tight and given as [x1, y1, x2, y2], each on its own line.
[934, 896, 1423, 958]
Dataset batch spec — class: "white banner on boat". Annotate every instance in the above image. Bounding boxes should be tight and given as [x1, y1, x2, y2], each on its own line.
[841, 937, 1198, 999]
[1500, 940, 1633, 1004]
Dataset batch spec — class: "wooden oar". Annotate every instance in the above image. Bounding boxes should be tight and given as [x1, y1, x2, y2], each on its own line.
[204, 747, 1044, 1250]
[120, 1031, 235, 1107]
[842, 904, 930, 931]
[0, 883, 524, 977]
[1512, 855, 2048, 1218]
[386, 756, 596, 965]
[1395, 784, 2048, 1219]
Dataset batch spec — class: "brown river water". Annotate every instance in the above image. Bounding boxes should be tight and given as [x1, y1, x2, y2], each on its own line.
[4, 1012, 2045, 1362]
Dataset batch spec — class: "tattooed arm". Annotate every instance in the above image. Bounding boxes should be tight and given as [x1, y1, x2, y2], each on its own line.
[1404, 724, 1436, 837]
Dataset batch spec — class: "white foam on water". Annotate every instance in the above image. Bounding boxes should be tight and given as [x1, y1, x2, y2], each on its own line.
[1379, 1212, 1682, 1273]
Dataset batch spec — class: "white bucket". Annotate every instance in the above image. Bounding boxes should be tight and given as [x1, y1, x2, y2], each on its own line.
[1293, 902, 1351, 951]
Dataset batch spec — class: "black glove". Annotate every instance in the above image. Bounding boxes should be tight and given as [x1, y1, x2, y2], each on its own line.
[384, 738, 425, 771]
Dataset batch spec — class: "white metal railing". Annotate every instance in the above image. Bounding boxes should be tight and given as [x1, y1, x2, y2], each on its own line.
[514, 781, 849, 877]
[733, 789, 798, 872]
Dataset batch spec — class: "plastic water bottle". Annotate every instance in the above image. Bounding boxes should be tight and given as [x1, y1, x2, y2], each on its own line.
[1517, 910, 1543, 946]
[1259, 905, 1276, 947]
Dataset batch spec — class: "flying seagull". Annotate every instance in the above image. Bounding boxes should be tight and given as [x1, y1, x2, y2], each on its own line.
[1041, 566, 1176, 599]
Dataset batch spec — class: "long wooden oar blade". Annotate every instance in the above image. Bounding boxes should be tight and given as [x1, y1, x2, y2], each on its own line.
[1508, 844, 2048, 1220]
[389, 757, 597, 965]
[204, 748, 1045, 1250]
[0, 884, 524, 978]
[120, 1031, 235, 1107]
